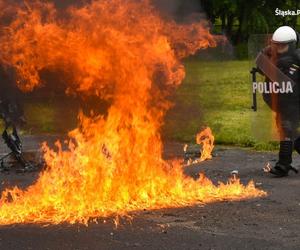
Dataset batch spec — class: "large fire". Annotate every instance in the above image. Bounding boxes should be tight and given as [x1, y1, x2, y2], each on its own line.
[0, 0, 265, 225]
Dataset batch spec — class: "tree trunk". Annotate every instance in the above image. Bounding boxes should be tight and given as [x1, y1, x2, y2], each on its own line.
[226, 14, 234, 38]
[235, 4, 245, 45]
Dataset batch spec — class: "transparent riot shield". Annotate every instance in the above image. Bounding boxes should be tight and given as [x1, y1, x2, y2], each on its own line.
[248, 34, 300, 142]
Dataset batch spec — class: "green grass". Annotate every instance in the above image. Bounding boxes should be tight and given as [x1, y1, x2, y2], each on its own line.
[163, 59, 279, 151]
[24, 103, 57, 134]
[13, 100, 78, 135]
[0, 60, 278, 150]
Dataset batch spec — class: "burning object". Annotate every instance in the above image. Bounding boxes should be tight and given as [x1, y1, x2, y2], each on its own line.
[263, 162, 298, 175]
[184, 127, 214, 165]
[0, 0, 265, 225]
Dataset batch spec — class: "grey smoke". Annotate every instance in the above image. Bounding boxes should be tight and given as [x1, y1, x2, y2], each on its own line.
[54, 0, 204, 21]
[152, 0, 204, 22]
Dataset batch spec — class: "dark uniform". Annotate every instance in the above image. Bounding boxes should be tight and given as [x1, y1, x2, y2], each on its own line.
[261, 46, 300, 173]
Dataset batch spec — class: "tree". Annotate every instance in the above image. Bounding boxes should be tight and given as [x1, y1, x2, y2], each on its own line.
[199, 0, 299, 44]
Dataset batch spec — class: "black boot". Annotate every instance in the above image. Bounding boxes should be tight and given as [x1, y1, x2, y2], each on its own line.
[270, 141, 298, 177]
[294, 137, 300, 155]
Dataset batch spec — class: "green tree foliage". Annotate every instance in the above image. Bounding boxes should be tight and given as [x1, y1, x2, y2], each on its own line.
[200, 0, 300, 44]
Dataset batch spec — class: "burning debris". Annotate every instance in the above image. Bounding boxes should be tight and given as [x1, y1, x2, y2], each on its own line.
[263, 162, 298, 175]
[184, 127, 215, 165]
[263, 163, 272, 173]
[0, 0, 265, 226]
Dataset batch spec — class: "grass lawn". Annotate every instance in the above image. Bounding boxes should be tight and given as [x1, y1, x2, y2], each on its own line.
[1, 60, 278, 150]
[163, 59, 278, 150]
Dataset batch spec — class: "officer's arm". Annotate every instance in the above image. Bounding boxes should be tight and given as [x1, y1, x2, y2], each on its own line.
[294, 48, 300, 64]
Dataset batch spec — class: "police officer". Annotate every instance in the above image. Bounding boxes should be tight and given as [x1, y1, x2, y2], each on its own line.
[259, 26, 300, 177]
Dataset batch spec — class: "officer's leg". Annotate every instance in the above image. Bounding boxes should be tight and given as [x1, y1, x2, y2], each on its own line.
[294, 137, 300, 154]
[270, 120, 298, 176]
[278, 140, 293, 165]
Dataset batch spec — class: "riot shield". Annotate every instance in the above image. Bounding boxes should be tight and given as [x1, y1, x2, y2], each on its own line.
[248, 34, 300, 142]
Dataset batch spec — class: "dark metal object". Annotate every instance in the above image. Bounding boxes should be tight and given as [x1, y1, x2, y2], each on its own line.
[250, 67, 259, 111]
[0, 105, 37, 173]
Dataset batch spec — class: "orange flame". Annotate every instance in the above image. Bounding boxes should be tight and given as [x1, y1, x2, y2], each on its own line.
[184, 127, 215, 165]
[0, 0, 266, 226]
[197, 127, 214, 162]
